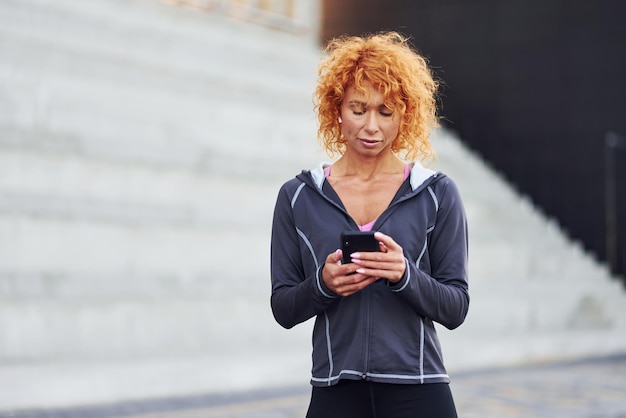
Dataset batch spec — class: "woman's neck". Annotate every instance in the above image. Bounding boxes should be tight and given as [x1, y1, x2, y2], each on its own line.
[332, 153, 405, 180]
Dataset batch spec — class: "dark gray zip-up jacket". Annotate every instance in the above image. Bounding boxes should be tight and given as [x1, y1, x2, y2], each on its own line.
[270, 162, 469, 387]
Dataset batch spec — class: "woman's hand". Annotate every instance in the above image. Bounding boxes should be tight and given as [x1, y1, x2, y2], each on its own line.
[350, 231, 406, 284]
[321, 249, 380, 297]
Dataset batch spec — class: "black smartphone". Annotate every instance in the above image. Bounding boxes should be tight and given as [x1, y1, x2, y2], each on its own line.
[340, 231, 379, 264]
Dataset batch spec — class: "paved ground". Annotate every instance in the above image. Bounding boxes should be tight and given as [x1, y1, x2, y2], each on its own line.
[1, 354, 625, 418]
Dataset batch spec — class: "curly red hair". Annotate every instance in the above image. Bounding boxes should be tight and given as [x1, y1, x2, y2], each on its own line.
[314, 32, 440, 162]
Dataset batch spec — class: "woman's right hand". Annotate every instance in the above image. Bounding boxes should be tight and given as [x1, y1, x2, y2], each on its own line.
[321, 249, 380, 297]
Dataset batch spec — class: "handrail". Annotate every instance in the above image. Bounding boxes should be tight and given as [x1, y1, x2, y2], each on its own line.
[604, 131, 626, 283]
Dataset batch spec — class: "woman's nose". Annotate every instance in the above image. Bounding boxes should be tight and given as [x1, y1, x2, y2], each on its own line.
[364, 112, 379, 134]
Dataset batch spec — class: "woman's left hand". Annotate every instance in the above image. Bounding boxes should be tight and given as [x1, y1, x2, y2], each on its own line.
[350, 231, 407, 284]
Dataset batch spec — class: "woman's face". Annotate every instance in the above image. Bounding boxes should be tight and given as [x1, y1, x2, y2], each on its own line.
[339, 84, 400, 157]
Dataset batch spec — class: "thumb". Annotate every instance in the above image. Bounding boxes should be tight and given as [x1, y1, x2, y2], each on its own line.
[329, 249, 343, 264]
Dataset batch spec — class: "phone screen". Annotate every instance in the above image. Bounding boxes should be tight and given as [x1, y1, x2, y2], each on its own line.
[340, 231, 379, 264]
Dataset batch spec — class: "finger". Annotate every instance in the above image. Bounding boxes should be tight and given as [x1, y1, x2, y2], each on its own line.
[354, 253, 405, 268]
[337, 272, 374, 288]
[355, 256, 406, 281]
[335, 276, 379, 296]
[356, 267, 404, 283]
[374, 231, 401, 250]
[326, 249, 343, 265]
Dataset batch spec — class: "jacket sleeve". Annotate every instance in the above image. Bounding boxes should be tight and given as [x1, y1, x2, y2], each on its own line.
[388, 177, 469, 329]
[270, 183, 338, 329]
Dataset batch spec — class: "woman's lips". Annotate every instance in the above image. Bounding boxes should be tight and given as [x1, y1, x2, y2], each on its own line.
[360, 138, 381, 147]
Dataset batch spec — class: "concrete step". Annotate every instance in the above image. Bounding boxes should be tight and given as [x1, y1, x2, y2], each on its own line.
[431, 128, 626, 367]
[0, 0, 323, 174]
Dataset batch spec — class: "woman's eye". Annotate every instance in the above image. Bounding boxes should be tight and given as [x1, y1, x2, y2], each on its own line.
[349, 102, 367, 115]
[380, 111, 393, 117]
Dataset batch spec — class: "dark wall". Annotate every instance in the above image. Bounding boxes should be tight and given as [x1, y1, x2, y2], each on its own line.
[322, 0, 626, 279]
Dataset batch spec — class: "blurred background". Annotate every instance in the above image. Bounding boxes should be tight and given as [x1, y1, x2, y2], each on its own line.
[322, 0, 626, 281]
[0, 0, 625, 412]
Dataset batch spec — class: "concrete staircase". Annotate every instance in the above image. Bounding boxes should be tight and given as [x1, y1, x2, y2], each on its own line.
[0, 0, 625, 411]
[431, 130, 626, 371]
[0, 0, 322, 409]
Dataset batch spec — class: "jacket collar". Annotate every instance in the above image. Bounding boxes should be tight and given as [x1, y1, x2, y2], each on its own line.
[308, 161, 436, 191]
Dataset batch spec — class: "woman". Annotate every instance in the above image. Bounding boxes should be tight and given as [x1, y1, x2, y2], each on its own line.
[270, 32, 469, 418]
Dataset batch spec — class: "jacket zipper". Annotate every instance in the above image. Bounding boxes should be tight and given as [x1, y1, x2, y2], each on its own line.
[362, 284, 371, 380]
